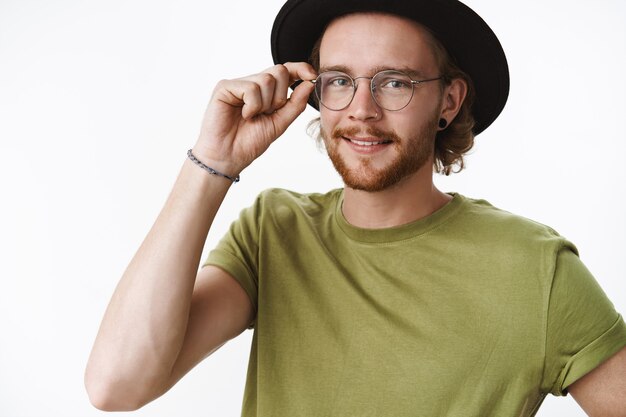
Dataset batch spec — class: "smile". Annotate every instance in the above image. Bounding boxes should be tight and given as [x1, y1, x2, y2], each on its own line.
[343, 137, 393, 146]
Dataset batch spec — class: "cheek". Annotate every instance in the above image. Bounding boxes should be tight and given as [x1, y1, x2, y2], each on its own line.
[318, 118, 331, 146]
[320, 108, 341, 129]
[397, 99, 442, 129]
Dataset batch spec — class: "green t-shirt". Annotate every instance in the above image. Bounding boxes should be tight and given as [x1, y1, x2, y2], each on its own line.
[204, 189, 626, 417]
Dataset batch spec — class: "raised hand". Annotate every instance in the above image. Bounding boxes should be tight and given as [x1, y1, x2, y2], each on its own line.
[192, 62, 317, 177]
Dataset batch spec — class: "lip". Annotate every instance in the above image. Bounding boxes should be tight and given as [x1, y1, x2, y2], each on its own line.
[341, 136, 392, 154]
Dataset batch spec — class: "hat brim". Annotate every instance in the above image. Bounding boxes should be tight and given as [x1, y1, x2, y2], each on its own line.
[271, 0, 509, 135]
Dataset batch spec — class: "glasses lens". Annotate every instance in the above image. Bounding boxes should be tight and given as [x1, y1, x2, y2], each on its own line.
[372, 71, 414, 111]
[315, 71, 354, 111]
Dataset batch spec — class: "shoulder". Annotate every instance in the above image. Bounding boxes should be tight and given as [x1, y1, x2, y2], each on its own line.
[254, 187, 342, 216]
[453, 194, 578, 256]
[458, 194, 564, 238]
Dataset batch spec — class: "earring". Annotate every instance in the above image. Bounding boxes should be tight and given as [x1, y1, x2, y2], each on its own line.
[438, 118, 448, 129]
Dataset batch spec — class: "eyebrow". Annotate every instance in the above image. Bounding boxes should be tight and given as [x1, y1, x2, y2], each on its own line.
[318, 64, 428, 79]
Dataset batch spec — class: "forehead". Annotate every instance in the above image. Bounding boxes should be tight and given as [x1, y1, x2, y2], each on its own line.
[319, 12, 440, 74]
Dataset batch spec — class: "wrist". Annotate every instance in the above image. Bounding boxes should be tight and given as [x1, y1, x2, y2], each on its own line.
[190, 142, 242, 173]
[187, 148, 241, 183]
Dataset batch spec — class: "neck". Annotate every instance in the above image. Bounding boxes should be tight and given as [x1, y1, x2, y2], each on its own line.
[341, 165, 452, 229]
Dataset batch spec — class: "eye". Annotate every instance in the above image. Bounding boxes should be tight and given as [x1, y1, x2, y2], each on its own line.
[326, 76, 352, 88]
[379, 77, 411, 90]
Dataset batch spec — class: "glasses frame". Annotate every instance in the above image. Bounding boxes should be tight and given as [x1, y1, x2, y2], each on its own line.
[309, 70, 442, 112]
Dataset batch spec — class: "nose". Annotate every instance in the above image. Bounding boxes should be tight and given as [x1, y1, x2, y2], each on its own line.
[348, 77, 381, 121]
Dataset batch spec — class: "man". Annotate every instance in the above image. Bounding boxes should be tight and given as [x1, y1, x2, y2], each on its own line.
[85, 0, 626, 416]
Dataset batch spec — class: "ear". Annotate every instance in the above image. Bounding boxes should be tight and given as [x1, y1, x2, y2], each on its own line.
[438, 78, 468, 130]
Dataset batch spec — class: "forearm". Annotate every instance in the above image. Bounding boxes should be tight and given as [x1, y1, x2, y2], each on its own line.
[85, 157, 232, 409]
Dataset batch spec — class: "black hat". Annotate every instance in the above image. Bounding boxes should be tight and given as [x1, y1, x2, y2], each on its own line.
[271, 0, 509, 135]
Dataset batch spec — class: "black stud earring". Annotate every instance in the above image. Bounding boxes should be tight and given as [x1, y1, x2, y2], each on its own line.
[438, 118, 448, 129]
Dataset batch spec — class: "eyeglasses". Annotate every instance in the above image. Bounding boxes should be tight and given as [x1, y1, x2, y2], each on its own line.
[310, 70, 442, 112]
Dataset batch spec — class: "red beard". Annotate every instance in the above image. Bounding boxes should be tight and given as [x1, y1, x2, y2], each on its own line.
[322, 116, 438, 192]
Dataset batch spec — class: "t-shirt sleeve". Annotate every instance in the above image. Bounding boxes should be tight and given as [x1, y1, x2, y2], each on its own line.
[543, 244, 626, 396]
[201, 195, 262, 330]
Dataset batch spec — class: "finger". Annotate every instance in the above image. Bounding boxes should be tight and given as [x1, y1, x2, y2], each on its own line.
[282, 62, 318, 84]
[263, 64, 290, 112]
[271, 78, 315, 135]
[215, 79, 263, 120]
[215, 74, 279, 120]
[249, 72, 276, 115]
[239, 81, 265, 120]
[213, 63, 316, 122]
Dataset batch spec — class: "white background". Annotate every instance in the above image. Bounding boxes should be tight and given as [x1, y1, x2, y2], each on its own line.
[0, 0, 624, 416]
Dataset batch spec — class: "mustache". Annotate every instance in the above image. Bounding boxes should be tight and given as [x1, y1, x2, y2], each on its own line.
[331, 126, 401, 142]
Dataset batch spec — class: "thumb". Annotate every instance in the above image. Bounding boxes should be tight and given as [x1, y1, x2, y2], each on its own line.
[271, 81, 315, 135]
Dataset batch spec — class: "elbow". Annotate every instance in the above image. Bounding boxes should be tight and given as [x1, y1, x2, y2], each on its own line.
[85, 381, 144, 412]
[87, 393, 139, 412]
[84, 369, 152, 411]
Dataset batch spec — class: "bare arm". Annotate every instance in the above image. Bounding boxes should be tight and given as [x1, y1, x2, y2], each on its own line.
[84, 62, 316, 411]
[568, 346, 626, 417]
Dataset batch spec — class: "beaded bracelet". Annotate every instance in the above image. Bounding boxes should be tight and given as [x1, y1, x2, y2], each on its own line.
[187, 149, 240, 183]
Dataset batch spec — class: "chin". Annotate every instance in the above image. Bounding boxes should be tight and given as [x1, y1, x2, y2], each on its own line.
[338, 160, 427, 192]
[320, 117, 438, 192]
[326, 140, 433, 192]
